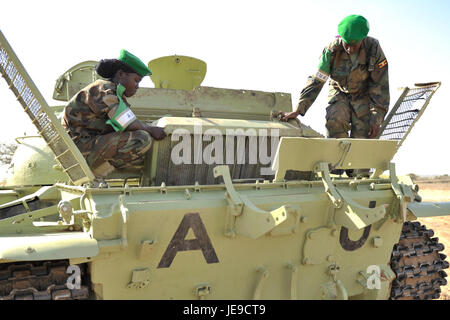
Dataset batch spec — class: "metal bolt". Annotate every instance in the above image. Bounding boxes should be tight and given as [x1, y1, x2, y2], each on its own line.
[373, 236, 383, 248]
[26, 247, 35, 254]
[331, 229, 339, 237]
[349, 181, 358, 190]
[58, 200, 73, 224]
[58, 201, 72, 213]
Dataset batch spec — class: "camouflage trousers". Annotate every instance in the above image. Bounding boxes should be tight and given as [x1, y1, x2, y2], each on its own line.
[76, 130, 152, 176]
[325, 92, 371, 138]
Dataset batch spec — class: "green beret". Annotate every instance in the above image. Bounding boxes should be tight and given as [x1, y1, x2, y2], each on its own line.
[338, 15, 370, 45]
[118, 49, 152, 77]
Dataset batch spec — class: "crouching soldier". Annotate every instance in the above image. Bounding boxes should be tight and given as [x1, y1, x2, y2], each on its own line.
[62, 49, 166, 177]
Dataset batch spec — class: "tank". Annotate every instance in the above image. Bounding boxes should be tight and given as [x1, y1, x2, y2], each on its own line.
[0, 29, 448, 301]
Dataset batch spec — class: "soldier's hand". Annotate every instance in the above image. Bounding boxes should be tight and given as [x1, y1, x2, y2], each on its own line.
[279, 111, 300, 122]
[368, 112, 383, 138]
[368, 123, 381, 139]
[148, 126, 166, 140]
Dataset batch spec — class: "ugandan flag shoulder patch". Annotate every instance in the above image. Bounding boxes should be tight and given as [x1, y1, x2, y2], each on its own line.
[378, 59, 388, 69]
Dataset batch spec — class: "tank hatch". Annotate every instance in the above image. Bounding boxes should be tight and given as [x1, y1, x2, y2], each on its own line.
[53, 60, 100, 102]
[148, 55, 206, 91]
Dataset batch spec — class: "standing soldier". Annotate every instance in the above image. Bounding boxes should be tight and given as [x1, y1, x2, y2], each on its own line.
[281, 14, 389, 141]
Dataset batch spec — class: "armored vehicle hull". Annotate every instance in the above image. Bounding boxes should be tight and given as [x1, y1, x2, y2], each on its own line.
[0, 30, 448, 300]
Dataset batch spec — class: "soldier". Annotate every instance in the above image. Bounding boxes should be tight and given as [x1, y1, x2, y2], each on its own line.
[280, 14, 389, 141]
[62, 49, 166, 178]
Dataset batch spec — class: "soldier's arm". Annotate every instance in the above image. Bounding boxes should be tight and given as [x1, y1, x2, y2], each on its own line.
[368, 41, 389, 127]
[97, 82, 166, 140]
[281, 47, 330, 121]
[126, 119, 166, 140]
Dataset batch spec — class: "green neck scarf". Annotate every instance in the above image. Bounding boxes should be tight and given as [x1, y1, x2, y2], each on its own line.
[106, 83, 129, 131]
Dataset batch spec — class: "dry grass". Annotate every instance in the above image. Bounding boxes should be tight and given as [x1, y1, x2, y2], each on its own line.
[415, 182, 450, 300]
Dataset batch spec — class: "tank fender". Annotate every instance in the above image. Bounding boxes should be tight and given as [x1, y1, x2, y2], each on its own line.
[407, 201, 450, 218]
[0, 232, 98, 262]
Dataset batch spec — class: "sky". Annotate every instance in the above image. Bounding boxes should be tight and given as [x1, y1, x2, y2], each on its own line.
[0, 0, 449, 175]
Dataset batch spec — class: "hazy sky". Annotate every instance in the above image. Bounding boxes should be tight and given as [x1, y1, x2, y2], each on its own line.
[0, 0, 449, 175]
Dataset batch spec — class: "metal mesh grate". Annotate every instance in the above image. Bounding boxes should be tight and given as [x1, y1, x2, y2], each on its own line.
[151, 134, 311, 186]
[379, 82, 440, 148]
[0, 31, 94, 185]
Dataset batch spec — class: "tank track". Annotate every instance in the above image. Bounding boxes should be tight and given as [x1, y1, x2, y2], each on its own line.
[390, 221, 449, 300]
[0, 260, 90, 300]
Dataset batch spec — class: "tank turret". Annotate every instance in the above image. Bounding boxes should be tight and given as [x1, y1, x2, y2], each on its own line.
[4, 136, 69, 187]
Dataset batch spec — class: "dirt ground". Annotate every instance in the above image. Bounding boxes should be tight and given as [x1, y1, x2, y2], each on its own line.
[415, 182, 450, 300]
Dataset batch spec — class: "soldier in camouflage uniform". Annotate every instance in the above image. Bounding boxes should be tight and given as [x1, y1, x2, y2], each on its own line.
[281, 15, 389, 140]
[62, 49, 166, 178]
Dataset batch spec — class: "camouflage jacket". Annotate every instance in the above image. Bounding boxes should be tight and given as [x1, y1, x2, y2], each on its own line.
[62, 79, 132, 141]
[296, 36, 389, 119]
